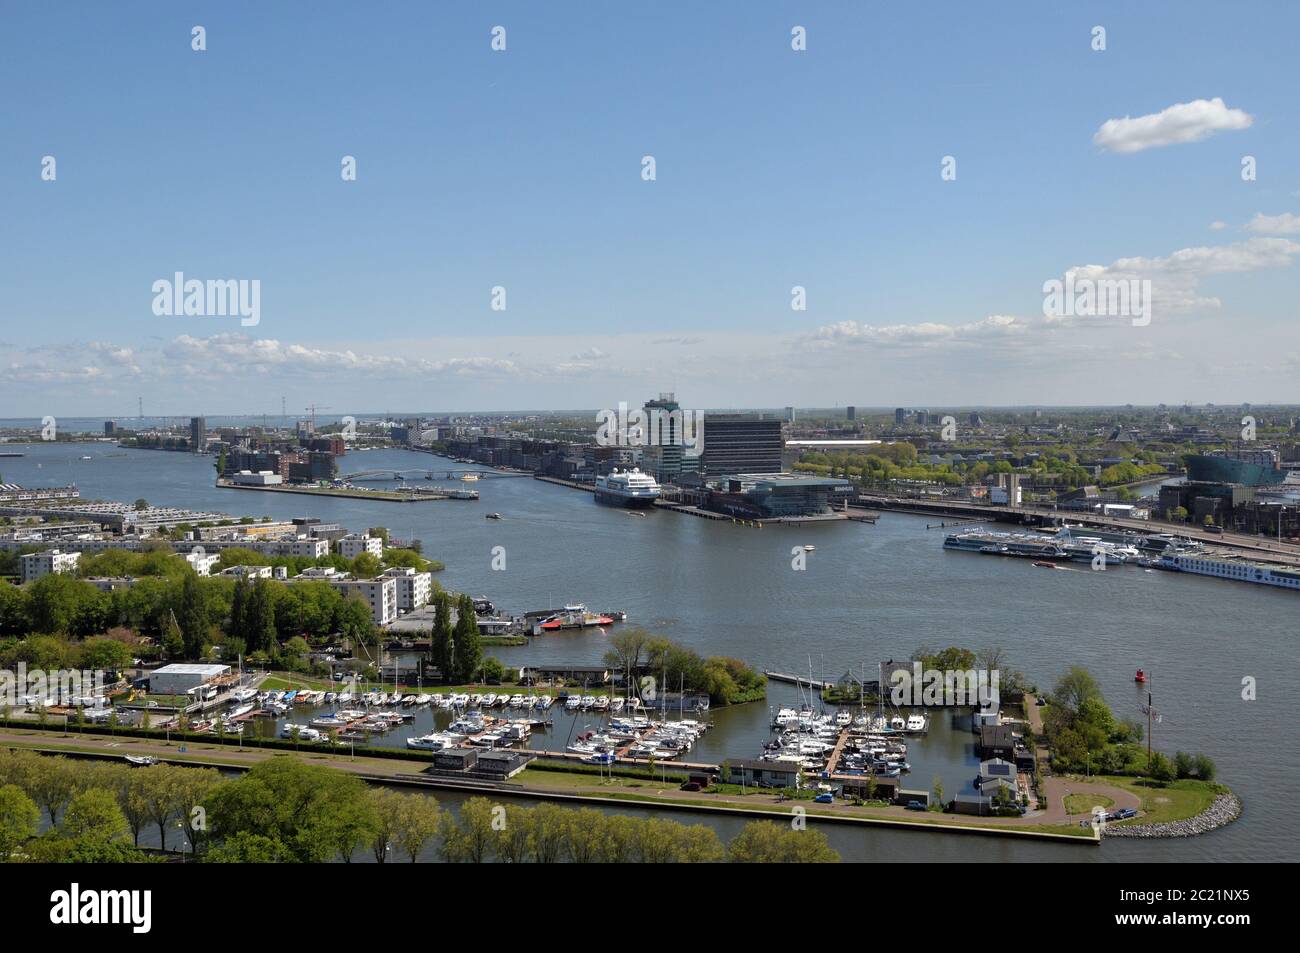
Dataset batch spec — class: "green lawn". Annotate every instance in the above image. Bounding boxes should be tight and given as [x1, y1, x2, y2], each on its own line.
[1082, 775, 1221, 825]
[1066, 774, 1216, 826]
[1064, 793, 1115, 815]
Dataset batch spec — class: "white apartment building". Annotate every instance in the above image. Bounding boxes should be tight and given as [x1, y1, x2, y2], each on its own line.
[20, 549, 81, 583]
[269, 537, 330, 558]
[336, 534, 383, 560]
[330, 577, 397, 625]
[380, 566, 432, 611]
[295, 566, 343, 580]
[218, 564, 273, 580]
[183, 551, 221, 576]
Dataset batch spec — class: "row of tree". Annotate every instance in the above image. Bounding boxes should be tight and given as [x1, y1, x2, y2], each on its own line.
[601, 629, 766, 705]
[0, 753, 840, 863]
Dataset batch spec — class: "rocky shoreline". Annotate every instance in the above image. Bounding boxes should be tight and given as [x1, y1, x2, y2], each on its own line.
[1104, 791, 1241, 838]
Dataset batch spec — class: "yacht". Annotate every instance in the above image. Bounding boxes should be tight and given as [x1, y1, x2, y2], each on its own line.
[407, 733, 455, 751]
[593, 468, 661, 508]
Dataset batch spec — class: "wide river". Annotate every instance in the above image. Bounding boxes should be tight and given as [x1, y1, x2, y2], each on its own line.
[4, 441, 1296, 862]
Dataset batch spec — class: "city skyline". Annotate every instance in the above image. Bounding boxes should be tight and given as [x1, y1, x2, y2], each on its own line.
[4, 2, 1299, 413]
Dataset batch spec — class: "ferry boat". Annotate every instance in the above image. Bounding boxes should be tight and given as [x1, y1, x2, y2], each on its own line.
[539, 603, 616, 630]
[593, 467, 661, 508]
[943, 531, 1067, 559]
[1156, 552, 1300, 591]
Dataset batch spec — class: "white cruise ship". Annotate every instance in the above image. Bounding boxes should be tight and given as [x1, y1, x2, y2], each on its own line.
[1157, 552, 1300, 591]
[594, 468, 661, 508]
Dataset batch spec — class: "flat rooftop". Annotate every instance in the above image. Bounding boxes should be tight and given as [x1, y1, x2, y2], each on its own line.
[720, 472, 854, 488]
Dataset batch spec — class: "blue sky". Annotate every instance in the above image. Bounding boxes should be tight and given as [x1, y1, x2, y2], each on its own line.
[2, 1, 1298, 415]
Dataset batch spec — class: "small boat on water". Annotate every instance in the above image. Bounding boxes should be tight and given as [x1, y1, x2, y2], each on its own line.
[485, 513, 503, 520]
[1134, 669, 1147, 683]
[1032, 561, 1058, 569]
[125, 755, 157, 767]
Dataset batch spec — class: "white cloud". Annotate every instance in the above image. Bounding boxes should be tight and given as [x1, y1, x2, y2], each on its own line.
[1245, 212, 1300, 235]
[163, 334, 519, 378]
[1209, 221, 1228, 231]
[0, 335, 519, 387]
[804, 314, 1026, 348]
[1056, 238, 1300, 315]
[1093, 97, 1252, 154]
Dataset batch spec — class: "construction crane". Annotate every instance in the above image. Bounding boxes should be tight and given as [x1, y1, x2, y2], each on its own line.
[305, 404, 330, 432]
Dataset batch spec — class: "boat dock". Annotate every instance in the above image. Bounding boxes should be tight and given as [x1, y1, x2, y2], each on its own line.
[764, 672, 830, 689]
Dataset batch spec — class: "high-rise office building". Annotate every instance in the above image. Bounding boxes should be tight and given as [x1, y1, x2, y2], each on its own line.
[701, 414, 783, 476]
[643, 393, 684, 483]
[784, 406, 796, 423]
[190, 416, 206, 453]
[846, 406, 856, 421]
[894, 408, 907, 426]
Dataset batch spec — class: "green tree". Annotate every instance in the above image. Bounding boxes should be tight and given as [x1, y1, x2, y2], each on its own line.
[726, 821, 840, 863]
[440, 797, 496, 862]
[394, 793, 444, 863]
[78, 636, 133, 673]
[452, 594, 482, 683]
[28, 756, 77, 825]
[205, 831, 290, 862]
[229, 576, 249, 643]
[1148, 751, 1176, 782]
[0, 784, 40, 861]
[177, 570, 210, 658]
[62, 788, 129, 842]
[430, 591, 453, 680]
[207, 758, 376, 863]
[245, 577, 278, 654]
[368, 787, 406, 863]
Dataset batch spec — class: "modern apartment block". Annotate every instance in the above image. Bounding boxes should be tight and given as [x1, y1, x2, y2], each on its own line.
[331, 576, 398, 625]
[336, 534, 383, 559]
[380, 566, 432, 611]
[19, 549, 80, 583]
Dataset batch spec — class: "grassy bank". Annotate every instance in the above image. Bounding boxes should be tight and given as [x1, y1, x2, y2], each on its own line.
[1084, 775, 1222, 826]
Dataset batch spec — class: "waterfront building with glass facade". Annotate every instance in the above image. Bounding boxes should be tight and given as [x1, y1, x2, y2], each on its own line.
[706, 472, 854, 518]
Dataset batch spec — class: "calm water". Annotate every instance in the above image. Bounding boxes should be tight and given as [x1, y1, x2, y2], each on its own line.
[6, 442, 1297, 862]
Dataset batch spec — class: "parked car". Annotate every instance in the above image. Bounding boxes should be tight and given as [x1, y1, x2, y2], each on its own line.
[680, 781, 702, 792]
[813, 792, 835, 804]
[905, 799, 927, 811]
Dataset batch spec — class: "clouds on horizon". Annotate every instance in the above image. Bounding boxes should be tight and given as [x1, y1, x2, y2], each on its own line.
[3, 236, 1297, 412]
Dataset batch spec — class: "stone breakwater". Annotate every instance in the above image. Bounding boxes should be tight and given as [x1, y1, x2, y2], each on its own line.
[1104, 792, 1241, 838]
